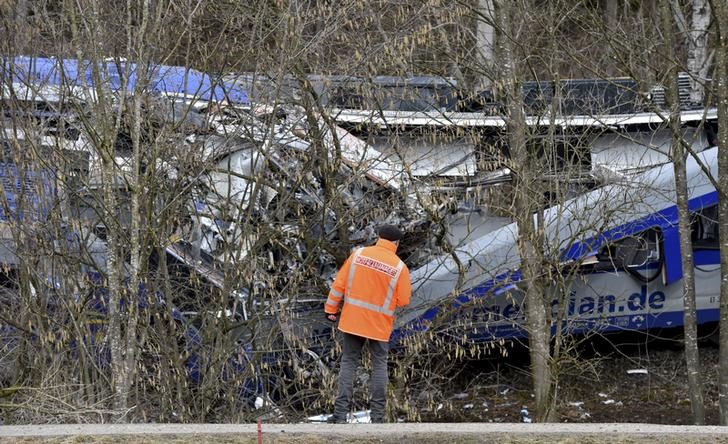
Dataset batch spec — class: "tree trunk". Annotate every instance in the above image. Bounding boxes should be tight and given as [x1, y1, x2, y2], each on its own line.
[114, 0, 154, 420]
[85, 25, 129, 426]
[672, 119, 707, 426]
[494, 0, 554, 422]
[711, 0, 728, 426]
[661, 1, 705, 425]
[687, 0, 711, 106]
[15, 0, 29, 52]
[474, 0, 495, 90]
[603, 0, 618, 76]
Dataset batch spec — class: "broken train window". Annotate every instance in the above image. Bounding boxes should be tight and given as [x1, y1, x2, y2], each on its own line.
[587, 228, 662, 282]
[691, 204, 719, 249]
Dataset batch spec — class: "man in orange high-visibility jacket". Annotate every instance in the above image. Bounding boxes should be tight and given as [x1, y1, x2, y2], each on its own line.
[324, 224, 411, 424]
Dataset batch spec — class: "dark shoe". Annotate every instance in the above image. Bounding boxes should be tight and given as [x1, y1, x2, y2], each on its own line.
[370, 417, 385, 424]
[327, 415, 347, 424]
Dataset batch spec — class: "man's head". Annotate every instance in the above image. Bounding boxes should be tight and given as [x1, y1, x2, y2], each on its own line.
[377, 224, 403, 246]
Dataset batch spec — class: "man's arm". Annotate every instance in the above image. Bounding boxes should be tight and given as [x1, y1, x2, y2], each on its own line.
[395, 265, 411, 308]
[325, 254, 352, 315]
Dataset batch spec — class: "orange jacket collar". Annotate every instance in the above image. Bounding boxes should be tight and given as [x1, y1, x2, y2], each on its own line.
[376, 238, 398, 252]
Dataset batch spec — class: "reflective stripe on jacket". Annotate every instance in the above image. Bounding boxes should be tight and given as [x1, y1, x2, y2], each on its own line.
[325, 238, 411, 341]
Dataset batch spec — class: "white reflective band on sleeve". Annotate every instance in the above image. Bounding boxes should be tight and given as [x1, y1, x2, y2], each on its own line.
[330, 289, 343, 298]
[345, 248, 363, 300]
[382, 260, 405, 311]
[326, 299, 339, 307]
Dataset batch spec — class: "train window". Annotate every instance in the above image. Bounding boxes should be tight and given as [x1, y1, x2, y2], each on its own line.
[590, 228, 661, 279]
[691, 205, 719, 249]
[588, 228, 663, 282]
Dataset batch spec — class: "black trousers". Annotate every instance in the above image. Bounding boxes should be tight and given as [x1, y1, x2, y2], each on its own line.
[333, 332, 389, 421]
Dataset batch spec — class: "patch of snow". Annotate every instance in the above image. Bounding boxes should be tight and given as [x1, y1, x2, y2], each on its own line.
[349, 410, 371, 423]
[601, 399, 622, 406]
[598, 392, 608, 398]
[627, 369, 648, 375]
[520, 406, 532, 423]
[307, 413, 330, 422]
[463, 404, 474, 409]
[307, 410, 371, 423]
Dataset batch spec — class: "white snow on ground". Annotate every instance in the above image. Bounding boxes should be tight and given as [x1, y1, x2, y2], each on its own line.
[308, 410, 371, 424]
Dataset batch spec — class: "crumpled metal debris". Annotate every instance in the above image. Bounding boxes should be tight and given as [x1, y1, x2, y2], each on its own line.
[169, 100, 434, 284]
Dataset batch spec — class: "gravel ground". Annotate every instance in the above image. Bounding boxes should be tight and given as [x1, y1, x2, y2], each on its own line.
[3, 423, 728, 443]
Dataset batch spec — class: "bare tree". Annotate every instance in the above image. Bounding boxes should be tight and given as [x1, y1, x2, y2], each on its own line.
[709, 0, 728, 426]
[662, 0, 706, 425]
[474, 0, 495, 90]
[491, 0, 555, 422]
[673, 0, 712, 105]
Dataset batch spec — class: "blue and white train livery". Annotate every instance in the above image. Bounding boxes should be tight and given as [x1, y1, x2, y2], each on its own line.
[397, 145, 720, 341]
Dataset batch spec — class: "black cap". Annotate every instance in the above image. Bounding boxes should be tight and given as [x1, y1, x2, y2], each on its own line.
[377, 224, 403, 242]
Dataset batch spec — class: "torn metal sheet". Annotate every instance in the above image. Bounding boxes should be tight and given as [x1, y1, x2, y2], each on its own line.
[328, 125, 406, 190]
[238, 103, 408, 192]
[366, 132, 477, 178]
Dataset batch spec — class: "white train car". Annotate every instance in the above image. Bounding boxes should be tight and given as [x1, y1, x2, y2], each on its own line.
[397, 145, 720, 341]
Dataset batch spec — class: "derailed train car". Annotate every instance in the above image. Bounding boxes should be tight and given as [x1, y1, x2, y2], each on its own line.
[397, 143, 720, 343]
